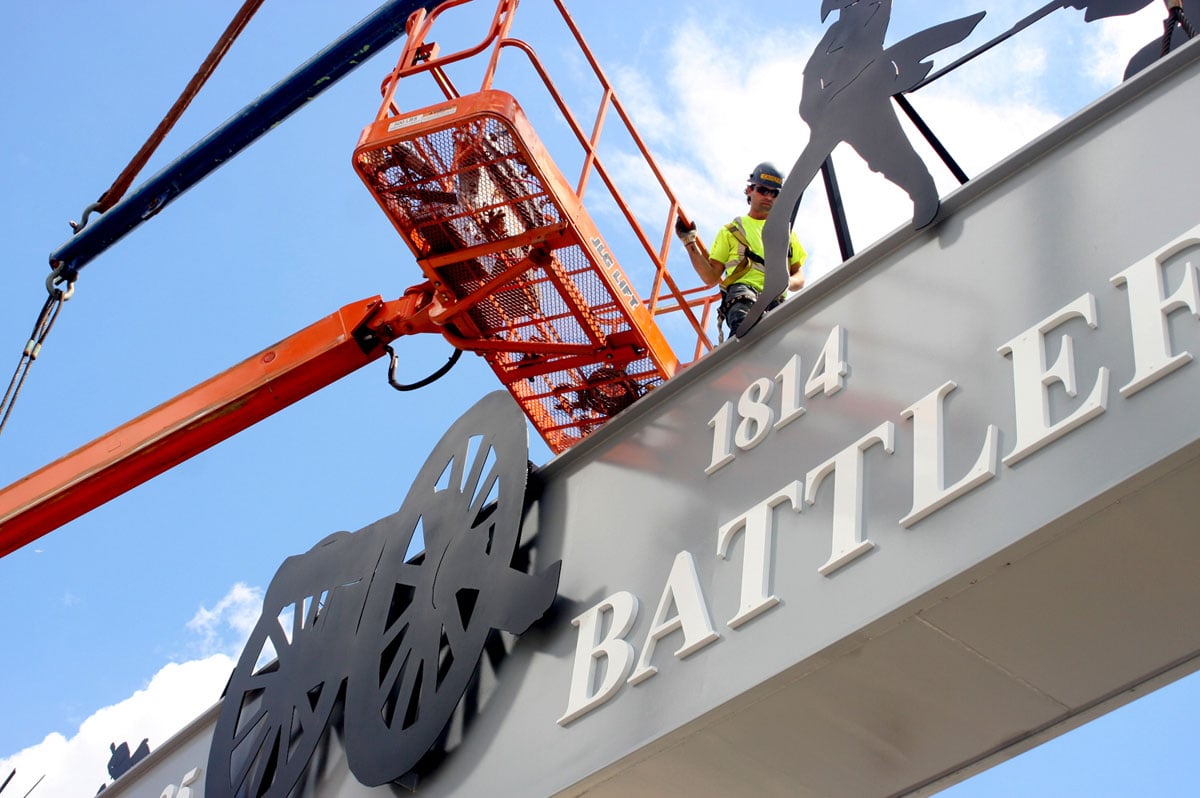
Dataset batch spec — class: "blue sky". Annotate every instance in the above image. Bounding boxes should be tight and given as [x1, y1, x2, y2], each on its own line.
[0, 1, 1195, 795]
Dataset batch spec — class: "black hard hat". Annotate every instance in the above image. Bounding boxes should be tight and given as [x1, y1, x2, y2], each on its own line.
[747, 162, 784, 191]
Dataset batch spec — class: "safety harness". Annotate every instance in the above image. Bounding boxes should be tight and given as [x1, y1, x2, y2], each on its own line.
[718, 218, 765, 288]
[716, 217, 789, 339]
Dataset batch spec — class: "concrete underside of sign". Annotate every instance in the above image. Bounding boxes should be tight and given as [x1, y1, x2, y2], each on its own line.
[104, 38, 1200, 798]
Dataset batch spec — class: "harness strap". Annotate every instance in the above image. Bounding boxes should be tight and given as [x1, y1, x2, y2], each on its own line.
[719, 218, 789, 288]
[719, 220, 759, 288]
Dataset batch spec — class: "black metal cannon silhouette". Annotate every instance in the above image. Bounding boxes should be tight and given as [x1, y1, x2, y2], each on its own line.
[206, 391, 560, 797]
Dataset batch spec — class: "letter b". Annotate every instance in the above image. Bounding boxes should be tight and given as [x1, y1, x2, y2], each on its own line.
[558, 591, 640, 725]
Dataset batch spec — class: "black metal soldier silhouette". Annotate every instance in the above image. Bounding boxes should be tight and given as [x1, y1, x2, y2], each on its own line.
[909, 1, 1162, 86]
[742, 0, 985, 337]
[894, 0, 1190, 93]
[1124, 0, 1196, 79]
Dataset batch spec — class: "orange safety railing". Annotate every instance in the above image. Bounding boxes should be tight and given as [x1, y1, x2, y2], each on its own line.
[381, 0, 723, 343]
[353, 0, 718, 452]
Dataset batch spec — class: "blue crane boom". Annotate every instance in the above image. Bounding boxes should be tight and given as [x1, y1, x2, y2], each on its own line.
[47, 0, 445, 281]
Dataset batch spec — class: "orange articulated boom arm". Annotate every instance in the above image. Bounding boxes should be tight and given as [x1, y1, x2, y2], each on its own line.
[0, 289, 438, 558]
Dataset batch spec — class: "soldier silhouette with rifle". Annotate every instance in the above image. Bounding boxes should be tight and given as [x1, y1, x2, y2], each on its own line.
[724, 0, 1179, 338]
[740, 0, 985, 337]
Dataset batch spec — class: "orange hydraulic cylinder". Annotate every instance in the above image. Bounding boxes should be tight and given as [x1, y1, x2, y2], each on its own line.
[0, 295, 424, 558]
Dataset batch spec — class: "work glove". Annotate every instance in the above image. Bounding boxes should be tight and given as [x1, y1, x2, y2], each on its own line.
[674, 217, 698, 246]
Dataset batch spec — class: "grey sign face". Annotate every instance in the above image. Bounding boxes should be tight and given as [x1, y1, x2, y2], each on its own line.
[205, 391, 560, 797]
[103, 10, 1200, 798]
[385, 41, 1200, 798]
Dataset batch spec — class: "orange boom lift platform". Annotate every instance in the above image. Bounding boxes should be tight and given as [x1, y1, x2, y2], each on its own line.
[0, 0, 717, 556]
[352, 0, 714, 451]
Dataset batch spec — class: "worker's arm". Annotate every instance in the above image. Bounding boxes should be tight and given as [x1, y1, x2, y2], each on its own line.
[788, 264, 805, 292]
[787, 234, 807, 292]
[676, 219, 724, 287]
[687, 241, 724, 287]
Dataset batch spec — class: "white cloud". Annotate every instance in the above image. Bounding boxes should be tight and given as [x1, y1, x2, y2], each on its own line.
[185, 582, 263, 658]
[617, 14, 1070, 283]
[1009, 39, 1049, 83]
[0, 583, 263, 797]
[0, 656, 233, 798]
[1087, 5, 1171, 87]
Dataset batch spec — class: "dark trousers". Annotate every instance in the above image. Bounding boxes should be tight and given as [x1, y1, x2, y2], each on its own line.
[722, 284, 783, 336]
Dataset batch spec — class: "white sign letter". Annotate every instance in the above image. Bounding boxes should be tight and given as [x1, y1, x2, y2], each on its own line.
[629, 552, 720, 685]
[558, 591, 640, 725]
[706, 401, 736, 475]
[900, 382, 998, 527]
[735, 377, 776, 450]
[805, 422, 896, 576]
[717, 481, 803, 628]
[178, 768, 202, 798]
[998, 294, 1110, 466]
[1110, 228, 1200, 397]
[806, 324, 848, 398]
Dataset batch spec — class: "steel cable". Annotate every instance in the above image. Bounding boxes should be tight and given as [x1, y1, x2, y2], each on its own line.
[0, 288, 70, 440]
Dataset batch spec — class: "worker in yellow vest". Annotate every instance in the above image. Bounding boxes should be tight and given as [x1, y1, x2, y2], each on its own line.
[678, 163, 806, 339]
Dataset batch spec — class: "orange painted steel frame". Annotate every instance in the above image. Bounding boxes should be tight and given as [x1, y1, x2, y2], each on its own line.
[354, 0, 720, 450]
[355, 90, 675, 449]
[0, 291, 438, 558]
[356, 89, 678, 366]
[380, 0, 719, 358]
[0, 0, 722, 555]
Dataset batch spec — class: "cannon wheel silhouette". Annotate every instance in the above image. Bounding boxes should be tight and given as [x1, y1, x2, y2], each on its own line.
[205, 528, 372, 798]
[206, 392, 558, 797]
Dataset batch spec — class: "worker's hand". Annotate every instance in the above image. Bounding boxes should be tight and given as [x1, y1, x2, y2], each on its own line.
[675, 217, 698, 246]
